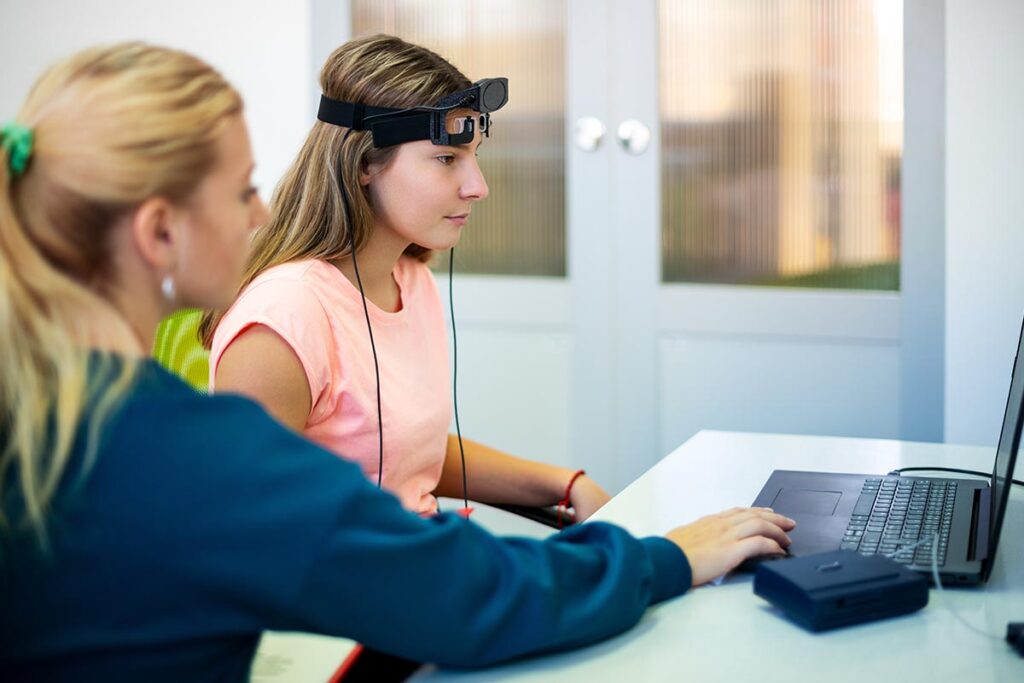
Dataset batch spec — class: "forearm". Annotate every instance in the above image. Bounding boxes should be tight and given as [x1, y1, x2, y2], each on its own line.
[433, 435, 576, 506]
[226, 413, 691, 668]
[294, 487, 692, 668]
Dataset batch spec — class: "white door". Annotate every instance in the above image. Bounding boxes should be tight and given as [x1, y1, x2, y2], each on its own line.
[567, 0, 903, 488]
[318, 0, 905, 492]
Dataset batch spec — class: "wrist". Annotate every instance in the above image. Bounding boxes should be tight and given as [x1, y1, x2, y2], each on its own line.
[558, 469, 587, 505]
[554, 469, 586, 529]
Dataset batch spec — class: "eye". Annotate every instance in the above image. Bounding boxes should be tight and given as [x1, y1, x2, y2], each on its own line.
[435, 155, 456, 166]
[241, 186, 259, 202]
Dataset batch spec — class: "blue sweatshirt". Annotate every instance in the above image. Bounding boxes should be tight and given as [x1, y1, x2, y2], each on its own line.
[0, 358, 691, 681]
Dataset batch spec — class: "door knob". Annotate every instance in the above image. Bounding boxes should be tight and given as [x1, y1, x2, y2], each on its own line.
[617, 119, 651, 155]
[573, 116, 606, 152]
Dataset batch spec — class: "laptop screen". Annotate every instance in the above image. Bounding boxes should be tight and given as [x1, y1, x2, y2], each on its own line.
[987, 317, 1024, 570]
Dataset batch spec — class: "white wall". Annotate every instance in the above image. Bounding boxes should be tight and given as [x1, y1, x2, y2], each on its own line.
[0, 0, 313, 199]
[945, 0, 1024, 446]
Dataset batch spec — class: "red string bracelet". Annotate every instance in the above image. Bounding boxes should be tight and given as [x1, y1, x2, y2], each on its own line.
[556, 469, 587, 529]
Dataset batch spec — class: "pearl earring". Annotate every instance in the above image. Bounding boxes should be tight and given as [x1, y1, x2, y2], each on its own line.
[161, 274, 176, 303]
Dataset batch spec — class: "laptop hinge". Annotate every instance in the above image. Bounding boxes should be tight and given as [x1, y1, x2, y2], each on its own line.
[967, 487, 991, 562]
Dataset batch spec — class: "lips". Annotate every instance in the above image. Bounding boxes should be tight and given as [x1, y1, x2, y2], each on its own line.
[444, 213, 470, 226]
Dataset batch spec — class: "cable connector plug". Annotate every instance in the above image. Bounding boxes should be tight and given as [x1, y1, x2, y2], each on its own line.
[1007, 622, 1024, 657]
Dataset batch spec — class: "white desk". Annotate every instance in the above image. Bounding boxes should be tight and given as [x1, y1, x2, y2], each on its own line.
[416, 430, 1024, 682]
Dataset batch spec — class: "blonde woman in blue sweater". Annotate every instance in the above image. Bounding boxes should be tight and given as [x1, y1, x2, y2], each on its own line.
[0, 42, 794, 682]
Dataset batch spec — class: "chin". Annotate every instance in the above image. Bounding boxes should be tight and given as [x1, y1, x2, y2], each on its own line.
[421, 236, 462, 252]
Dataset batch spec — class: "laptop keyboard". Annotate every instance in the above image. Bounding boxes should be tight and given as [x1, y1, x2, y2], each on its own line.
[839, 477, 956, 566]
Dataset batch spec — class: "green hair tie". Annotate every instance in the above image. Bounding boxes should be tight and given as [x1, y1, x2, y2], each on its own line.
[1, 122, 34, 178]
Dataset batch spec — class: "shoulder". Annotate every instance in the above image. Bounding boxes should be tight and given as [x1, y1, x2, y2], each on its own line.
[121, 359, 283, 433]
[81, 359, 374, 588]
[111, 360, 350, 483]
[238, 260, 333, 313]
[212, 261, 335, 355]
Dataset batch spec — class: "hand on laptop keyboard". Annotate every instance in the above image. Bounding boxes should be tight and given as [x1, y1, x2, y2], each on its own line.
[664, 507, 796, 586]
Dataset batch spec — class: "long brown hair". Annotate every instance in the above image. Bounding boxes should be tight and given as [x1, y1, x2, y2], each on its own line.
[0, 43, 242, 539]
[199, 34, 471, 346]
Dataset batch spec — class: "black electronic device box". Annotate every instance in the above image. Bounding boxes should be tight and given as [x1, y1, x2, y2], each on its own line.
[753, 549, 929, 632]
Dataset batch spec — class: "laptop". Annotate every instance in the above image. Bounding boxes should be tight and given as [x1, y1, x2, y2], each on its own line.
[749, 318, 1024, 585]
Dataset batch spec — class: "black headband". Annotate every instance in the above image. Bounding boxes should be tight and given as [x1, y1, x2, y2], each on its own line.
[317, 77, 509, 148]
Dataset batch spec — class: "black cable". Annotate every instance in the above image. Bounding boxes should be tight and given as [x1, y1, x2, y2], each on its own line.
[337, 128, 384, 488]
[449, 248, 469, 510]
[888, 466, 1024, 488]
[351, 241, 384, 489]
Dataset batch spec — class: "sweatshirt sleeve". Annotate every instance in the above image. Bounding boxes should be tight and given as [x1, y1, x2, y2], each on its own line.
[283, 463, 692, 668]
[127, 386, 691, 670]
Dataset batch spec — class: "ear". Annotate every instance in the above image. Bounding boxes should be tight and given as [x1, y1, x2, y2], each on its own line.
[359, 164, 375, 187]
[128, 196, 181, 272]
[359, 156, 387, 187]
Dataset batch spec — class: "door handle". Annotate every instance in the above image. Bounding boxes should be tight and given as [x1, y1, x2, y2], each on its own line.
[617, 119, 651, 155]
[573, 116, 606, 152]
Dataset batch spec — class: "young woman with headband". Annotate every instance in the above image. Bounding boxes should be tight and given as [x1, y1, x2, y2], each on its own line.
[0, 41, 794, 682]
[202, 34, 610, 521]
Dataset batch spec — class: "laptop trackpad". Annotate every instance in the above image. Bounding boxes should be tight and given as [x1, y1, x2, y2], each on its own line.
[771, 489, 842, 516]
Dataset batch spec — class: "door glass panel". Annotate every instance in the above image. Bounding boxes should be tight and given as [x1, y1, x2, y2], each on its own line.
[353, 0, 567, 277]
[659, 0, 903, 289]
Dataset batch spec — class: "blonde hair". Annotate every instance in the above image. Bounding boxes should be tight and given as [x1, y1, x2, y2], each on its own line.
[0, 42, 242, 539]
[199, 34, 471, 346]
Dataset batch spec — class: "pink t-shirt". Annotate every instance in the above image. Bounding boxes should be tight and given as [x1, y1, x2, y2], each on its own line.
[209, 257, 451, 515]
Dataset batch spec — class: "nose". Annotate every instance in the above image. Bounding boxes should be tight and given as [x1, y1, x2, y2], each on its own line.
[460, 157, 489, 202]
